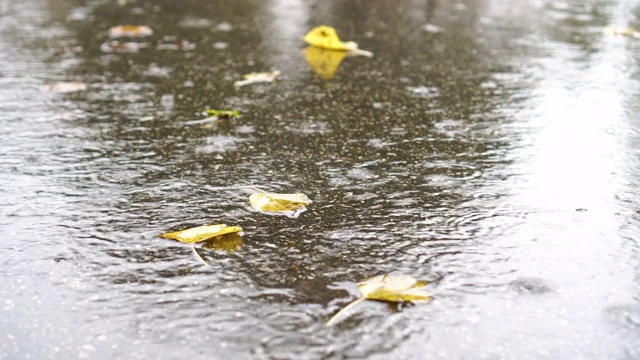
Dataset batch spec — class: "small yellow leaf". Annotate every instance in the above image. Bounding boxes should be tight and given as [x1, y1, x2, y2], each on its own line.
[303, 25, 351, 51]
[109, 25, 153, 39]
[158, 224, 242, 244]
[304, 46, 347, 80]
[603, 26, 638, 37]
[303, 26, 373, 57]
[202, 232, 244, 252]
[249, 190, 311, 216]
[205, 109, 241, 119]
[109, 25, 153, 38]
[234, 71, 281, 88]
[358, 274, 430, 302]
[326, 274, 430, 326]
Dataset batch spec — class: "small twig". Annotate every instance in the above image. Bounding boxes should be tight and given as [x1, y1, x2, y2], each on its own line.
[326, 297, 366, 326]
[192, 246, 209, 266]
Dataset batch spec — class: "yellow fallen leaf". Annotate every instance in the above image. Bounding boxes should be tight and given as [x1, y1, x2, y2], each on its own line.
[303, 26, 373, 57]
[602, 26, 640, 38]
[206, 109, 241, 119]
[304, 46, 347, 80]
[326, 274, 430, 326]
[109, 25, 153, 38]
[202, 232, 243, 252]
[358, 274, 430, 302]
[234, 71, 281, 88]
[303, 25, 353, 51]
[249, 189, 311, 216]
[158, 224, 242, 244]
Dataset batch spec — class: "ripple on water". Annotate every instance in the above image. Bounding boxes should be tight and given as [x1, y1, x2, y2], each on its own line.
[607, 304, 640, 329]
[195, 135, 243, 153]
[422, 160, 483, 181]
[3, 0, 640, 359]
[508, 277, 555, 295]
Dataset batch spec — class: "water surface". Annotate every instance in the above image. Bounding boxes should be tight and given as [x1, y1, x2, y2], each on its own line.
[1, 0, 640, 359]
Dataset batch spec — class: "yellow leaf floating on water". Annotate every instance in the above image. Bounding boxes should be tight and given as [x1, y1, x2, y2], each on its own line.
[249, 189, 312, 217]
[602, 26, 639, 38]
[234, 71, 281, 88]
[326, 274, 430, 326]
[358, 274, 430, 302]
[303, 26, 373, 57]
[158, 224, 242, 244]
[304, 46, 347, 80]
[109, 25, 153, 38]
[303, 26, 354, 51]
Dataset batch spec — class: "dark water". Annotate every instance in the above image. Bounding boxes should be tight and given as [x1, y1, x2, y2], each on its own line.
[1, 0, 640, 358]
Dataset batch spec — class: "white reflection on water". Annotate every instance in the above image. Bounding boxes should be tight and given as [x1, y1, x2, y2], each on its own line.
[420, 1, 640, 359]
[262, 0, 309, 75]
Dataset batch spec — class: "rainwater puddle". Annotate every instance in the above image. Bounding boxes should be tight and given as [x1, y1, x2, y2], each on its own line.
[1, 0, 639, 359]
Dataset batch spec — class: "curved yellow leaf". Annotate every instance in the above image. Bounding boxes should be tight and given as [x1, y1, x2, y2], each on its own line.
[304, 46, 346, 80]
[158, 224, 242, 244]
[326, 274, 430, 326]
[109, 25, 153, 38]
[358, 274, 430, 302]
[249, 191, 311, 215]
[303, 26, 372, 57]
[603, 26, 637, 37]
[303, 25, 352, 51]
